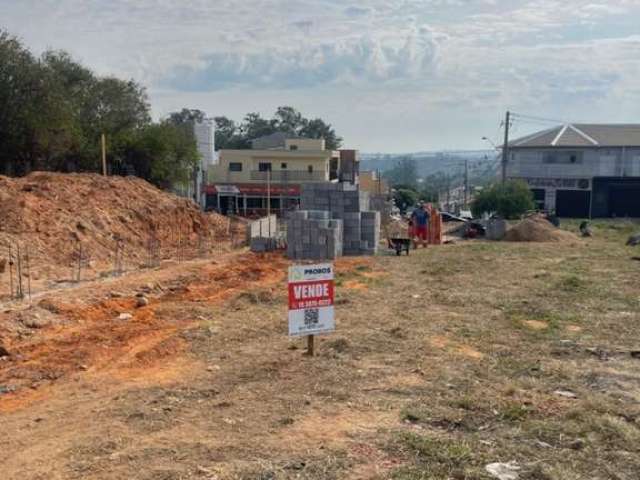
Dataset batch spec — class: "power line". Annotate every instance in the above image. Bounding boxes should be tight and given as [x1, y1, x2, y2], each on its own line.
[511, 112, 570, 125]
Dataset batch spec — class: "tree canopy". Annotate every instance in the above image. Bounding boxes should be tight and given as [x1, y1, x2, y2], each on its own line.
[471, 180, 535, 219]
[214, 107, 343, 150]
[0, 30, 197, 188]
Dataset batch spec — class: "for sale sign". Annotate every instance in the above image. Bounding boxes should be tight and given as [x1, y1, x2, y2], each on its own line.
[288, 263, 335, 337]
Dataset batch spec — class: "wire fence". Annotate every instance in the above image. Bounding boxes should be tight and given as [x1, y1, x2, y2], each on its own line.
[0, 216, 249, 303]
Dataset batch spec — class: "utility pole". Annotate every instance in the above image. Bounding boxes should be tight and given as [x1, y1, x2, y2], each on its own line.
[464, 159, 469, 206]
[101, 133, 107, 176]
[267, 167, 271, 237]
[501, 111, 510, 183]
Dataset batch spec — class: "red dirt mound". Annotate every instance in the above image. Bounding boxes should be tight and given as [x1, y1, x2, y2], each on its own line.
[504, 215, 579, 243]
[0, 172, 229, 280]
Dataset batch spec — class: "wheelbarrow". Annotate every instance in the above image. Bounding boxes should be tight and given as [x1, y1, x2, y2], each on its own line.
[388, 238, 411, 256]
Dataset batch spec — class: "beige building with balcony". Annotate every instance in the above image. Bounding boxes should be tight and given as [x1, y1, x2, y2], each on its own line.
[205, 133, 359, 215]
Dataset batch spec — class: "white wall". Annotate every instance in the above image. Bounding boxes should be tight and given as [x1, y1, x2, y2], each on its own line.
[508, 147, 640, 179]
[194, 121, 216, 168]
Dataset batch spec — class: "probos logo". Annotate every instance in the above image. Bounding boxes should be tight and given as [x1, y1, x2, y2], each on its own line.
[290, 265, 332, 281]
[304, 267, 331, 275]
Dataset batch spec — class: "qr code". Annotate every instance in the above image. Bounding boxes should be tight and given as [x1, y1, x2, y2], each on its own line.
[304, 308, 320, 326]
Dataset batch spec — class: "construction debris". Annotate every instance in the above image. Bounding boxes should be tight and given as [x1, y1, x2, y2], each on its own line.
[485, 461, 521, 480]
[626, 233, 640, 246]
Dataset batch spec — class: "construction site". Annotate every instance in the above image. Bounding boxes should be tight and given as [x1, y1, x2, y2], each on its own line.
[1, 172, 640, 480]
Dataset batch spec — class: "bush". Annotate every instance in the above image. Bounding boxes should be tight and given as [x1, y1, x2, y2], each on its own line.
[471, 180, 535, 219]
[393, 188, 419, 214]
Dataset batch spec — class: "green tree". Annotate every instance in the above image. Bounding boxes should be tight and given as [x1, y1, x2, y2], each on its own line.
[299, 117, 343, 149]
[273, 106, 304, 134]
[393, 186, 420, 214]
[213, 107, 342, 150]
[0, 30, 44, 174]
[213, 116, 249, 150]
[120, 121, 199, 189]
[242, 112, 276, 140]
[471, 180, 535, 219]
[168, 108, 207, 125]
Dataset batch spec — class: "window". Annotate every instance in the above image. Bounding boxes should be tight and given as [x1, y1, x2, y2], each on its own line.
[308, 165, 313, 173]
[281, 162, 287, 169]
[258, 162, 272, 172]
[543, 151, 582, 164]
[229, 162, 243, 172]
[289, 145, 298, 151]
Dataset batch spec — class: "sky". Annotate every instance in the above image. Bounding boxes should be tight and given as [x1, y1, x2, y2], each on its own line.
[2, 0, 640, 152]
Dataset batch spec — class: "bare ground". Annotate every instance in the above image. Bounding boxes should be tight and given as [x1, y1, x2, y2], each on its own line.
[1, 220, 640, 480]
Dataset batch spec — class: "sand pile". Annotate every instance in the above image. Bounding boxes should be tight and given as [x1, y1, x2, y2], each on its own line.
[504, 215, 578, 243]
[0, 172, 229, 280]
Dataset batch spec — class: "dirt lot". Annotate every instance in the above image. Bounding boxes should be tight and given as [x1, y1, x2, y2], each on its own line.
[1, 220, 639, 480]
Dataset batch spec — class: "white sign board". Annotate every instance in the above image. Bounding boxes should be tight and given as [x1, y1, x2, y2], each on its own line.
[288, 263, 335, 337]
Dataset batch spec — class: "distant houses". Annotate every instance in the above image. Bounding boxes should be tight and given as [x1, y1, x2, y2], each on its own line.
[204, 134, 359, 216]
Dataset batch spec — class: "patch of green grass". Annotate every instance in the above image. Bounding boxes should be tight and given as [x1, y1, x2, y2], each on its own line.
[556, 274, 588, 293]
[390, 432, 476, 480]
[451, 396, 476, 411]
[500, 401, 530, 422]
[355, 264, 371, 272]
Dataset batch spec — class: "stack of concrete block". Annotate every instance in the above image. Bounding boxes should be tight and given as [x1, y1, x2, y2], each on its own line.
[287, 182, 381, 259]
[250, 237, 278, 252]
[360, 211, 381, 255]
[300, 182, 369, 218]
[286, 210, 343, 260]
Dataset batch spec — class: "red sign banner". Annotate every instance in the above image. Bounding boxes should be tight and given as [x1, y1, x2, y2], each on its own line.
[288, 280, 334, 310]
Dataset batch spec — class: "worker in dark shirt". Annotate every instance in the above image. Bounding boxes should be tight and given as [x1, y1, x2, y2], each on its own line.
[411, 202, 430, 249]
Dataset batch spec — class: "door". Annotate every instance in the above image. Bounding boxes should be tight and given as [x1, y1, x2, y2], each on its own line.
[609, 185, 640, 217]
[556, 190, 590, 218]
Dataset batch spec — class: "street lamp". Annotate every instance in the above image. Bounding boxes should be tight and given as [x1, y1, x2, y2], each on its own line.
[481, 136, 498, 150]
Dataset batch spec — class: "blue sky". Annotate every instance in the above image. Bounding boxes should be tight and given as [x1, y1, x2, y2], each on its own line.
[2, 0, 640, 152]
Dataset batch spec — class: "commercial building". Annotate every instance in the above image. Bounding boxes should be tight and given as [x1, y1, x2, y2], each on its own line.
[205, 133, 359, 215]
[507, 124, 640, 218]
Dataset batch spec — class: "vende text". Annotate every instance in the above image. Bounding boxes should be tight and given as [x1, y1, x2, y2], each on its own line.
[288, 280, 334, 310]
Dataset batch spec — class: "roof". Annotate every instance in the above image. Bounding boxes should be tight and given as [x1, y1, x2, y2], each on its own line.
[250, 132, 298, 150]
[510, 124, 640, 148]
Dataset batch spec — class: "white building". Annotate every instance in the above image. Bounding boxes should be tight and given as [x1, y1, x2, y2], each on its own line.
[508, 124, 640, 217]
[194, 120, 216, 169]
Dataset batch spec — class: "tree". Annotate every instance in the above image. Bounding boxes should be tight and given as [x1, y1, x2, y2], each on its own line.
[273, 106, 304, 134]
[242, 112, 276, 140]
[392, 186, 419, 214]
[168, 108, 207, 126]
[0, 30, 43, 174]
[299, 117, 343, 149]
[471, 180, 535, 219]
[213, 116, 249, 150]
[212, 107, 343, 150]
[120, 121, 199, 189]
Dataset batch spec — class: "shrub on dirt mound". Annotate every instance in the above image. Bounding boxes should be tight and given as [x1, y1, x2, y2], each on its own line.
[0, 172, 229, 278]
[504, 215, 579, 243]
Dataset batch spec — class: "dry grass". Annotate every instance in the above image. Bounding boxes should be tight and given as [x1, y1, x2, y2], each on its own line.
[1, 220, 639, 479]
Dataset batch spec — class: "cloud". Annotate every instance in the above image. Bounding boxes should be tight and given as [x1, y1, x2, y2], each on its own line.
[3, 0, 640, 151]
[160, 26, 439, 91]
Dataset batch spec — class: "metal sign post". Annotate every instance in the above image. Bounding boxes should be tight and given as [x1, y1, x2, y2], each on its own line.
[288, 263, 335, 356]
